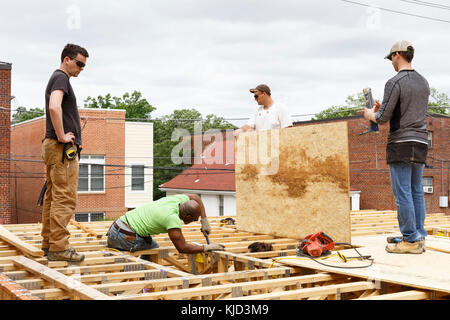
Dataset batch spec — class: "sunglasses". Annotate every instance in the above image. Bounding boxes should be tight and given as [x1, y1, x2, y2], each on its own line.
[254, 94, 259, 99]
[71, 57, 86, 68]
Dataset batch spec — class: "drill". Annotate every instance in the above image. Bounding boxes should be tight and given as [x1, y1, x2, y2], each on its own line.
[360, 87, 379, 135]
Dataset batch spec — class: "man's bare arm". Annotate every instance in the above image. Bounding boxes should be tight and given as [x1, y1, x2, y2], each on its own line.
[168, 228, 204, 254]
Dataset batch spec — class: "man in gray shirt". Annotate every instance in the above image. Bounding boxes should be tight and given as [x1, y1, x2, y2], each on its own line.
[364, 40, 429, 254]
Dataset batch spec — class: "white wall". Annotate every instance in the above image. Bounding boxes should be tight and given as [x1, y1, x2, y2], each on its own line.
[163, 189, 236, 216]
[125, 122, 153, 208]
[223, 195, 236, 216]
[350, 191, 361, 211]
[201, 194, 220, 216]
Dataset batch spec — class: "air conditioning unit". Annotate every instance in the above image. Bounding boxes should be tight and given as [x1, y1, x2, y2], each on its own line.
[423, 186, 433, 194]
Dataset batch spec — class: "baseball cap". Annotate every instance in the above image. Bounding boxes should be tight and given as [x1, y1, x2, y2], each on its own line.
[249, 84, 271, 96]
[385, 40, 414, 60]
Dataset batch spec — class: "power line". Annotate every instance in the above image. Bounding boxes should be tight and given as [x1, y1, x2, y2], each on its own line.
[340, 0, 450, 24]
[2, 105, 448, 124]
[0, 157, 235, 172]
[399, 0, 450, 11]
[0, 105, 324, 121]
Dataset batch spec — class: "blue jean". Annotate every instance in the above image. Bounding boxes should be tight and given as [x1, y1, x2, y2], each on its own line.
[107, 223, 159, 253]
[389, 162, 428, 242]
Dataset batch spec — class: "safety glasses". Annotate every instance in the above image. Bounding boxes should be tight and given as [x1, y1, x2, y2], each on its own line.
[72, 58, 86, 68]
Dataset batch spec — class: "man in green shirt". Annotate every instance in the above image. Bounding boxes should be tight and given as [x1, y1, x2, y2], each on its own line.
[107, 194, 225, 256]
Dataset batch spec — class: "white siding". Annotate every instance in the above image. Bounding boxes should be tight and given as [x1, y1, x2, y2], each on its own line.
[223, 195, 236, 216]
[200, 194, 220, 217]
[125, 122, 153, 208]
[161, 189, 236, 217]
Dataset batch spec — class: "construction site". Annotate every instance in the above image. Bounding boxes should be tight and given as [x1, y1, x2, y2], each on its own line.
[0, 123, 449, 302]
[1, 3, 449, 308]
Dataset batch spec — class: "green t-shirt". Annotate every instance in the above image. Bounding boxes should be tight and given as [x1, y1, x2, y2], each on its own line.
[120, 194, 189, 237]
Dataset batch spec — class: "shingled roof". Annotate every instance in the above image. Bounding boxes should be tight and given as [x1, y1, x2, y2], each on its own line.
[160, 138, 235, 192]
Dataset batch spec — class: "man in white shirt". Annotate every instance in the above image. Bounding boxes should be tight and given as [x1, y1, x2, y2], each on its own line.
[234, 84, 292, 137]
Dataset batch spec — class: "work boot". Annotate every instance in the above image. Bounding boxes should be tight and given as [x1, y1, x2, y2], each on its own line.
[385, 240, 424, 254]
[386, 236, 403, 243]
[48, 247, 85, 262]
[387, 237, 426, 251]
[419, 238, 426, 252]
[42, 248, 49, 257]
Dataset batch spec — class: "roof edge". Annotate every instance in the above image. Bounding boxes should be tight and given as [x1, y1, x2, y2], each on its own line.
[0, 61, 12, 70]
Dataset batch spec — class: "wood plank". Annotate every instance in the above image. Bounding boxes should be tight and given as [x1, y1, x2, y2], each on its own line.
[114, 273, 341, 300]
[225, 281, 376, 300]
[12, 256, 112, 300]
[356, 290, 430, 300]
[0, 224, 43, 257]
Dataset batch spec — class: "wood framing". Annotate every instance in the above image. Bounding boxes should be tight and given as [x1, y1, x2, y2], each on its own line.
[0, 224, 43, 257]
[0, 211, 449, 300]
[12, 256, 112, 300]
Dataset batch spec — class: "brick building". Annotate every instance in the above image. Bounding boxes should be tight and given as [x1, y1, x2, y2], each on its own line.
[294, 114, 449, 215]
[10, 108, 153, 223]
[0, 62, 12, 224]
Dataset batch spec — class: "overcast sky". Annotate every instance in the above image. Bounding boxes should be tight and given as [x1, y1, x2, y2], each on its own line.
[2, 0, 450, 126]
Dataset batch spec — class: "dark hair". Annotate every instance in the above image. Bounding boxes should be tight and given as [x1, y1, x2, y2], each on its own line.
[248, 242, 273, 253]
[61, 43, 89, 63]
[397, 46, 414, 63]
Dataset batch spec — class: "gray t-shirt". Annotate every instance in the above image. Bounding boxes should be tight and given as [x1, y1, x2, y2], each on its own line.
[45, 69, 82, 145]
[375, 69, 429, 144]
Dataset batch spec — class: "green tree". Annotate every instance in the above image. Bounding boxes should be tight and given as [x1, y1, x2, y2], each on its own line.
[313, 92, 369, 120]
[12, 107, 44, 123]
[314, 88, 449, 120]
[152, 108, 236, 200]
[84, 91, 156, 120]
[428, 88, 449, 115]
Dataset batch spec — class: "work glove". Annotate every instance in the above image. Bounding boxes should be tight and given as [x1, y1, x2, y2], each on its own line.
[200, 217, 211, 237]
[203, 243, 225, 252]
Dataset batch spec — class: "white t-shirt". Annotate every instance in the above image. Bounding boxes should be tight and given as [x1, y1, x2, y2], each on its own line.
[246, 103, 292, 131]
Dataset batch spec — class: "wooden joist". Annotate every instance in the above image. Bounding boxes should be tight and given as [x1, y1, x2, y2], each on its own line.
[0, 211, 449, 301]
[0, 225, 43, 258]
[225, 281, 377, 300]
[12, 256, 112, 300]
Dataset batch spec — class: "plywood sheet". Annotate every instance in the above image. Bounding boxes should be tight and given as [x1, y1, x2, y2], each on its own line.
[235, 122, 351, 243]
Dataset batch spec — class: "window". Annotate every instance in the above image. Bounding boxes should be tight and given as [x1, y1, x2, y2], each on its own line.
[78, 155, 105, 192]
[131, 165, 145, 191]
[427, 131, 433, 148]
[422, 177, 434, 194]
[219, 195, 224, 216]
[74, 212, 105, 222]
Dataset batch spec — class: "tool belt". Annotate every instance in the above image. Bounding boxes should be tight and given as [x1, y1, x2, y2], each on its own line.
[62, 143, 82, 163]
[112, 221, 137, 237]
[109, 220, 153, 244]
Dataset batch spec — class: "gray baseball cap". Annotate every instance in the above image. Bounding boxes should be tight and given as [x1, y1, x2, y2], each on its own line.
[385, 40, 414, 60]
[249, 84, 271, 96]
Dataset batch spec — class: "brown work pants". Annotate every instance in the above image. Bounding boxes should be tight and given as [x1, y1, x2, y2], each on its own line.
[41, 139, 78, 252]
